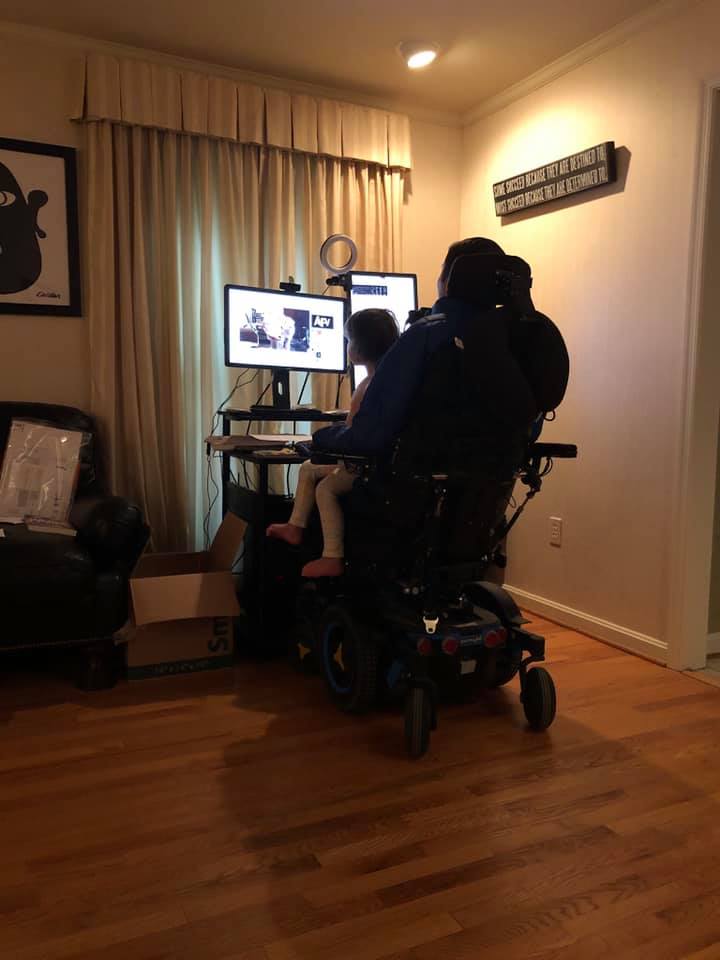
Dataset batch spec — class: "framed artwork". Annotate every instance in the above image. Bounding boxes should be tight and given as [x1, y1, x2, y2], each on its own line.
[0, 137, 81, 316]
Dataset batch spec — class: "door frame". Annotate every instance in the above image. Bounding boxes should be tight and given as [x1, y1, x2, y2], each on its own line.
[668, 81, 720, 670]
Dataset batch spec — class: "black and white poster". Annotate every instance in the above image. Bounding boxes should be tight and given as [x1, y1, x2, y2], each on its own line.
[0, 137, 81, 316]
[493, 141, 617, 217]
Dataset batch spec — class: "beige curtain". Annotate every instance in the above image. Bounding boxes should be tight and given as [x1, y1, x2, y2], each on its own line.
[73, 53, 413, 170]
[86, 120, 404, 551]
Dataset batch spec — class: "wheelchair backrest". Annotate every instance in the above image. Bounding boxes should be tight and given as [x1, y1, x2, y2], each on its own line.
[447, 253, 570, 416]
[380, 306, 539, 568]
[394, 305, 537, 479]
[350, 253, 570, 578]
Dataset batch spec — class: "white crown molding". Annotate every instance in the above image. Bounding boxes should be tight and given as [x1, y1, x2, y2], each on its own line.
[0, 0, 700, 132]
[0, 18, 461, 129]
[462, 0, 701, 126]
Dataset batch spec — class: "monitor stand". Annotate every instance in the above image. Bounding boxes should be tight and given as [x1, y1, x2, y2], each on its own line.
[250, 369, 320, 415]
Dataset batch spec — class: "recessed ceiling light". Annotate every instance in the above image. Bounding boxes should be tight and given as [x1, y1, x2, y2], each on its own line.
[399, 42, 440, 70]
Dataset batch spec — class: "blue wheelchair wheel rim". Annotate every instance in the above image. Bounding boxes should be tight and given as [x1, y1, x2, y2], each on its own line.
[323, 622, 353, 695]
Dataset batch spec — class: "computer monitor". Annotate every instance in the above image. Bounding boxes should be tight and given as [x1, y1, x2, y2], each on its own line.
[225, 284, 346, 372]
[225, 284, 347, 409]
[348, 271, 418, 386]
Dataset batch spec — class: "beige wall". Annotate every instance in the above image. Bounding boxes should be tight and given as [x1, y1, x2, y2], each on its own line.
[404, 120, 461, 306]
[460, 0, 720, 648]
[0, 32, 88, 407]
[0, 25, 460, 413]
[14, 8, 720, 652]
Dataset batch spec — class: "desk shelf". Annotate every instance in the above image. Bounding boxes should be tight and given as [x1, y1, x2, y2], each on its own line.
[217, 407, 345, 517]
[221, 407, 346, 424]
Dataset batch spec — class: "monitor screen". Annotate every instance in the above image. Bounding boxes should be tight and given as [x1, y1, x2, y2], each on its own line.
[225, 285, 347, 373]
[348, 272, 418, 386]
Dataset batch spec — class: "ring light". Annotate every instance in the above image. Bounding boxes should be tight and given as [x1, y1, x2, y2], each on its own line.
[319, 233, 358, 275]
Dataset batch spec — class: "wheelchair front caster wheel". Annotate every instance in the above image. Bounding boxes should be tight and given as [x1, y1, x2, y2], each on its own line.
[405, 686, 432, 759]
[522, 666, 557, 731]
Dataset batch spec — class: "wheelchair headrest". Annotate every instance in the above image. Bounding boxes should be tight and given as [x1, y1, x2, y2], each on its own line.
[446, 253, 533, 310]
[445, 253, 569, 414]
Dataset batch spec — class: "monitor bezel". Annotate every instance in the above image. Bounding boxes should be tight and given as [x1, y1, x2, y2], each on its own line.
[347, 271, 418, 390]
[347, 270, 419, 320]
[224, 283, 348, 373]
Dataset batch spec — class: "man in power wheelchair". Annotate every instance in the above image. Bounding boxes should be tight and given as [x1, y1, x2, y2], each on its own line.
[289, 239, 576, 757]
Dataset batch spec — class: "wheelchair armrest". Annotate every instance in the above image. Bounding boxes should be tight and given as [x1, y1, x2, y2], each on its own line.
[530, 442, 578, 460]
[73, 495, 150, 574]
[309, 451, 340, 465]
[310, 449, 373, 468]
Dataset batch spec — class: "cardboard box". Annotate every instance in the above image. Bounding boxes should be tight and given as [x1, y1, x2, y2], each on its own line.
[126, 513, 247, 680]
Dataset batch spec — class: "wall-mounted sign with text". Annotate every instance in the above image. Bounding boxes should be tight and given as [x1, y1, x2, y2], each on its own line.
[493, 142, 617, 217]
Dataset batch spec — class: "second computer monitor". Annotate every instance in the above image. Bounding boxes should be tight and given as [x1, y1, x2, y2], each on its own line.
[348, 271, 418, 386]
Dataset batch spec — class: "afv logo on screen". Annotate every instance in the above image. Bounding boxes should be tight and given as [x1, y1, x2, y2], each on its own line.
[311, 314, 335, 329]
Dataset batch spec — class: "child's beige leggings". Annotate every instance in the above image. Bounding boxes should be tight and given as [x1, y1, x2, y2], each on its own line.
[289, 460, 355, 558]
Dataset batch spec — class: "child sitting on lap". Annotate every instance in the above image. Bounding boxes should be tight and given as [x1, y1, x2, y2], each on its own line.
[267, 308, 399, 577]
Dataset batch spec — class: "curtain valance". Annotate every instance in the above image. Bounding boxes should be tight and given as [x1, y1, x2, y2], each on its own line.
[72, 53, 412, 170]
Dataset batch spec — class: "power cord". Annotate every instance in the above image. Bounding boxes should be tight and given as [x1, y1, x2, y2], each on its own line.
[297, 371, 310, 406]
[203, 452, 222, 548]
[231, 541, 246, 574]
[204, 368, 260, 548]
[252, 380, 272, 409]
[211, 369, 259, 437]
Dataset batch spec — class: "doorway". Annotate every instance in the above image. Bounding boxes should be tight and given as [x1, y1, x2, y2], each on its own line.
[670, 86, 720, 671]
[706, 435, 720, 670]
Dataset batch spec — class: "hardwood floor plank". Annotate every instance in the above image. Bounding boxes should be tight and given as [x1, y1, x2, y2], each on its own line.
[265, 912, 462, 960]
[2, 616, 720, 959]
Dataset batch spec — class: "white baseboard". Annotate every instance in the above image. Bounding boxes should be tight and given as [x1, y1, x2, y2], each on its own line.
[707, 633, 720, 656]
[505, 585, 668, 664]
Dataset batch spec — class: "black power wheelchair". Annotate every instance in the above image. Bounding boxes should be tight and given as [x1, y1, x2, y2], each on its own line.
[288, 253, 577, 758]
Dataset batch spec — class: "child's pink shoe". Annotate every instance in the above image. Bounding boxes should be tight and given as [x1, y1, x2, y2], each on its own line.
[301, 557, 344, 578]
[266, 523, 304, 546]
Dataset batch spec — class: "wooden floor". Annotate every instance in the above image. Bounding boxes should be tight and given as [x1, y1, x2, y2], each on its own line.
[2, 618, 720, 960]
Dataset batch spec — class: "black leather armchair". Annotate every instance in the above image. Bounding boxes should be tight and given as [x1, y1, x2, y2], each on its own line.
[0, 402, 149, 688]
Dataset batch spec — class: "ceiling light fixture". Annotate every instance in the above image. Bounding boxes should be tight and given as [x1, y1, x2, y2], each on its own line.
[399, 41, 439, 70]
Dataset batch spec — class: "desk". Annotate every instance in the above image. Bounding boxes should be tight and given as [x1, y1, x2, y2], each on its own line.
[227, 447, 306, 521]
[211, 408, 345, 653]
[218, 407, 346, 516]
[223, 448, 308, 653]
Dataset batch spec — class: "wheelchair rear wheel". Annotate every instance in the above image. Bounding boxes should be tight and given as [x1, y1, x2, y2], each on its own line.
[522, 666, 557, 730]
[320, 604, 378, 714]
[405, 686, 432, 759]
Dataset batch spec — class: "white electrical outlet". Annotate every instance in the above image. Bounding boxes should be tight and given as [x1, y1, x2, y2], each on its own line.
[550, 517, 563, 547]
